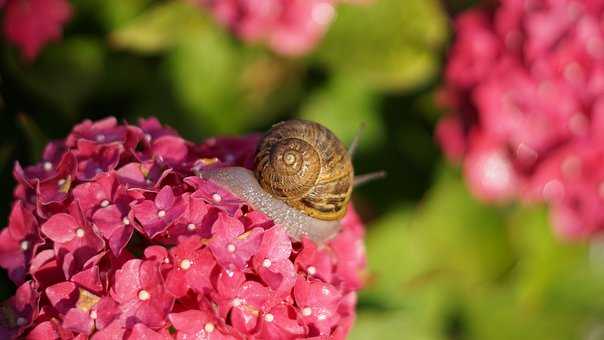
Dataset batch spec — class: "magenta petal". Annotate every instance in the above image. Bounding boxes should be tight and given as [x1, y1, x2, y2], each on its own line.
[90, 320, 126, 340]
[63, 308, 94, 335]
[258, 226, 291, 261]
[231, 306, 259, 334]
[152, 135, 188, 166]
[7, 201, 37, 240]
[45, 281, 78, 314]
[71, 266, 103, 294]
[0, 229, 26, 284]
[155, 186, 175, 211]
[216, 269, 246, 299]
[112, 259, 142, 303]
[165, 270, 188, 298]
[127, 323, 170, 340]
[257, 259, 296, 294]
[169, 310, 207, 333]
[94, 297, 120, 330]
[108, 224, 133, 256]
[26, 320, 62, 339]
[41, 213, 77, 243]
[144, 245, 169, 262]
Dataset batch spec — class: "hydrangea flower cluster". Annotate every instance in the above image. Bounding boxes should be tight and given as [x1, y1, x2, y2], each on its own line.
[437, 0, 604, 238]
[0, 117, 366, 339]
[194, 0, 354, 56]
[1, 0, 73, 60]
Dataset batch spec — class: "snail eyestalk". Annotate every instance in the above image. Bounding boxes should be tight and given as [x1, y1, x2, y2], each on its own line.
[348, 122, 367, 157]
[354, 171, 386, 188]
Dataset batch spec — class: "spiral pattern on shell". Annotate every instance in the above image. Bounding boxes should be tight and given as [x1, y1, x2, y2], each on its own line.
[255, 119, 354, 220]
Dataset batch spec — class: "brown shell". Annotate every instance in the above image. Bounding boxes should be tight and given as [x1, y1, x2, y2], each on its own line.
[255, 119, 354, 220]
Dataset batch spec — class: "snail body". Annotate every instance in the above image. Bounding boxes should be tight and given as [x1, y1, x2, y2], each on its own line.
[203, 167, 341, 242]
[202, 119, 354, 243]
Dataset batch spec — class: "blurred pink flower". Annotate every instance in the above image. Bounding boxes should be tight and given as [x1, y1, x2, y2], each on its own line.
[439, 0, 604, 238]
[196, 0, 348, 56]
[2, 0, 72, 60]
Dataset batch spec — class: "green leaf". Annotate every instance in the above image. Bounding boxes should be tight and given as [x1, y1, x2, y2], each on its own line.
[110, 2, 209, 54]
[299, 76, 383, 150]
[316, 0, 448, 91]
[72, 0, 152, 30]
[507, 207, 604, 317]
[17, 113, 48, 162]
[167, 29, 249, 135]
[0, 144, 13, 171]
[167, 27, 302, 135]
[350, 309, 445, 340]
[411, 166, 515, 285]
[464, 289, 587, 340]
[361, 207, 430, 306]
[8, 37, 105, 115]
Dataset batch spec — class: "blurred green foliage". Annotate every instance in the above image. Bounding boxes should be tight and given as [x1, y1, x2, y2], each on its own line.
[2, 0, 604, 339]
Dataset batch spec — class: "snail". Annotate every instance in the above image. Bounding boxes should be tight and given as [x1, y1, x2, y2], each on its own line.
[200, 119, 383, 243]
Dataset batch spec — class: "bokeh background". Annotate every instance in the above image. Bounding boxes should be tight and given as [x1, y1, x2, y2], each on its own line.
[3, 0, 604, 339]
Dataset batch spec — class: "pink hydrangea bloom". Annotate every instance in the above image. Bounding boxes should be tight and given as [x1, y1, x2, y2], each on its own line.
[0, 116, 367, 338]
[194, 0, 352, 56]
[2, 0, 72, 60]
[438, 0, 604, 238]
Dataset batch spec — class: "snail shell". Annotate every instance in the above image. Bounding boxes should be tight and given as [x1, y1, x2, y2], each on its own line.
[200, 119, 354, 243]
[255, 119, 354, 220]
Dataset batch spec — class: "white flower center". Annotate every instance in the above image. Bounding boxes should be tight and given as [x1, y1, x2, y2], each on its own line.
[187, 223, 196, 231]
[180, 259, 192, 270]
[144, 134, 152, 142]
[57, 179, 66, 187]
[76, 228, 85, 238]
[302, 307, 312, 316]
[43, 162, 53, 171]
[122, 217, 130, 225]
[322, 287, 330, 296]
[226, 243, 236, 253]
[317, 313, 328, 321]
[100, 200, 110, 208]
[90, 310, 98, 319]
[211, 193, 222, 203]
[307, 266, 317, 275]
[157, 210, 166, 218]
[138, 289, 150, 301]
[16, 317, 27, 326]
[262, 258, 272, 268]
[20, 240, 29, 251]
[264, 313, 274, 322]
[204, 322, 215, 333]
